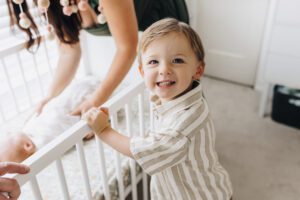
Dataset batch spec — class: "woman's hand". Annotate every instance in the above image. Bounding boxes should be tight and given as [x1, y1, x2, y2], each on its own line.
[34, 96, 52, 116]
[70, 98, 97, 116]
[82, 107, 110, 136]
[0, 162, 30, 200]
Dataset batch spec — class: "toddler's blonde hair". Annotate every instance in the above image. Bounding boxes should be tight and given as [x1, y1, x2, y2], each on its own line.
[138, 18, 205, 65]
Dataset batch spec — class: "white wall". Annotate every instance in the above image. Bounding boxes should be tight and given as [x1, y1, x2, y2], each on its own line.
[188, 0, 270, 86]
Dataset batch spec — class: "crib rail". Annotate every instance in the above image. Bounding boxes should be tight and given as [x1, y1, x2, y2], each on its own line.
[6, 79, 149, 200]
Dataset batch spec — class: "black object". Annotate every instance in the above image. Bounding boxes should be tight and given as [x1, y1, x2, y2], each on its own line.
[271, 85, 300, 129]
[85, 0, 190, 36]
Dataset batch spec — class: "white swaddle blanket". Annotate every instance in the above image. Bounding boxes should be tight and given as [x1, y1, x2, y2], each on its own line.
[22, 77, 100, 149]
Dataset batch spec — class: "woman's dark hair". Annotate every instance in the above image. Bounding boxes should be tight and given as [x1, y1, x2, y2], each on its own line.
[7, 0, 82, 50]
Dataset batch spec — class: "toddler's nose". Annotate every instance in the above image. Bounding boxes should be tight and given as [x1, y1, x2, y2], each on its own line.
[159, 63, 171, 75]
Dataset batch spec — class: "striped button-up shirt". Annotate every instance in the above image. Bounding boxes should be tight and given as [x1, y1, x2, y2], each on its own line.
[130, 82, 233, 200]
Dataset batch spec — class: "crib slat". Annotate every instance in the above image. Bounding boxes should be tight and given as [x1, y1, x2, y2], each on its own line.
[114, 151, 125, 200]
[125, 104, 138, 200]
[95, 137, 111, 200]
[16, 52, 33, 107]
[32, 54, 44, 97]
[76, 140, 93, 200]
[55, 159, 71, 200]
[138, 93, 148, 200]
[149, 101, 154, 131]
[138, 94, 145, 137]
[1, 58, 20, 113]
[111, 114, 125, 200]
[30, 177, 43, 200]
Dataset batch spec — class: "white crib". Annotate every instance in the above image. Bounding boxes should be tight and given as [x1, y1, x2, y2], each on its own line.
[0, 37, 150, 199]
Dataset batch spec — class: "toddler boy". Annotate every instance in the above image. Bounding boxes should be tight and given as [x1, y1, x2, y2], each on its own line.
[84, 18, 233, 200]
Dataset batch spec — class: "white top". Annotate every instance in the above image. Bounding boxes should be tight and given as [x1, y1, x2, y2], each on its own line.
[130, 82, 233, 200]
[23, 77, 100, 149]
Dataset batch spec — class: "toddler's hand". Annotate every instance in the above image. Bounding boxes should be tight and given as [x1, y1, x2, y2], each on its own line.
[82, 107, 110, 135]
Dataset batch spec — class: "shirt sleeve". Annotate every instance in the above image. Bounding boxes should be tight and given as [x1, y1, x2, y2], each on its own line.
[130, 130, 189, 175]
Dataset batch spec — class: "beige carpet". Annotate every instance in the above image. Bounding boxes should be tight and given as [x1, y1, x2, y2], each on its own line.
[201, 77, 300, 200]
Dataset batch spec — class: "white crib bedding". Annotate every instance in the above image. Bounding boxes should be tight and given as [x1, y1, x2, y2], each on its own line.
[19, 137, 142, 200]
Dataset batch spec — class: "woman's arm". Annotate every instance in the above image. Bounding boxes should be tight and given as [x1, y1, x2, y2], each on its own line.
[72, 0, 138, 115]
[47, 42, 81, 99]
[36, 42, 81, 114]
[96, 0, 138, 103]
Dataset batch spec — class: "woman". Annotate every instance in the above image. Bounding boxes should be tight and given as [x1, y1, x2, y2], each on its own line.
[7, 0, 189, 116]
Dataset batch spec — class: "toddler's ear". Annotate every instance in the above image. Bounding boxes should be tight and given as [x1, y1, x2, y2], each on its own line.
[193, 62, 205, 80]
[138, 65, 144, 77]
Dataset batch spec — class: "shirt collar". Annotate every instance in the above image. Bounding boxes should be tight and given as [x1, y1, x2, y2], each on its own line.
[152, 81, 203, 117]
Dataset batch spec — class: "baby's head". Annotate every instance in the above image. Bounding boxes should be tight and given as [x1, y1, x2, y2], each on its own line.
[0, 132, 36, 163]
[138, 18, 205, 103]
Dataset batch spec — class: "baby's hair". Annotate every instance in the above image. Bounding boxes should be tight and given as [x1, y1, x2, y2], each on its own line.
[138, 18, 205, 65]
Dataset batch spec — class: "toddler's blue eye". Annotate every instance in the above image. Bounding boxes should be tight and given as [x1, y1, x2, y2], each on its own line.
[173, 58, 184, 64]
[148, 60, 158, 65]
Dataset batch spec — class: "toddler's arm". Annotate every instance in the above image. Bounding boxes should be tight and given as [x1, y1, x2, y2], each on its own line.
[83, 107, 133, 158]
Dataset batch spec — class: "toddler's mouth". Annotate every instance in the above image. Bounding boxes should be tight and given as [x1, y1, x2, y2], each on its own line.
[156, 80, 176, 87]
